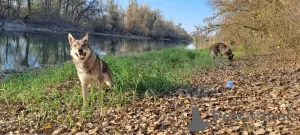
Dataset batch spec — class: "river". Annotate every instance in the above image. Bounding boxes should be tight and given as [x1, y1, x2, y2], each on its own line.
[0, 31, 190, 71]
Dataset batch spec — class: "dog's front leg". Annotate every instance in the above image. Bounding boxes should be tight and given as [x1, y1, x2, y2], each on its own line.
[81, 83, 89, 107]
[98, 81, 104, 115]
[98, 81, 102, 91]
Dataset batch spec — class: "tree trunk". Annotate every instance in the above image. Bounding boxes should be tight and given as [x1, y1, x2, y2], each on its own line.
[7, 0, 10, 17]
[16, 0, 21, 17]
[65, 0, 69, 14]
[58, 0, 62, 15]
[27, 0, 31, 13]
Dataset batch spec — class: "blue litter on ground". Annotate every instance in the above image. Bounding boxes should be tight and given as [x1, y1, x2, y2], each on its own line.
[226, 80, 233, 89]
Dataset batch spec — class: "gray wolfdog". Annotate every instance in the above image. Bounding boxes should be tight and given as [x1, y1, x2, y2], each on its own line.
[209, 42, 234, 61]
[68, 33, 112, 106]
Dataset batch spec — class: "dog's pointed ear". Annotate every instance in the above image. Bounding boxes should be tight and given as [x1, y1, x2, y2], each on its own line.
[68, 33, 75, 45]
[82, 33, 88, 42]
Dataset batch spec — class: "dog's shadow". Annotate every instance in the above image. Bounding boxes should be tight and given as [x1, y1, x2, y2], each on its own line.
[135, 75, 174, 95]
[132, 75, 227, 99]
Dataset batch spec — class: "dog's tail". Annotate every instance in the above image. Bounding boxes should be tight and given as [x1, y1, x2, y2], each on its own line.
[99, 57, 113, 89]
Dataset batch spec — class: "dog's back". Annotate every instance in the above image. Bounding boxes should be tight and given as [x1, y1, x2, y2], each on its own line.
[209, 43, 234, 61]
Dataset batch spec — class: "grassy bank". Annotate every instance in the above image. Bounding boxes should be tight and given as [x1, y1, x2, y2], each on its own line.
[0, 48, 214, 128]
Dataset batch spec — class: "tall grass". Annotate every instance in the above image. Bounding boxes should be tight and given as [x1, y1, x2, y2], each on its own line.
[106, 48, 213, 93]
[0, 47, 213, 126]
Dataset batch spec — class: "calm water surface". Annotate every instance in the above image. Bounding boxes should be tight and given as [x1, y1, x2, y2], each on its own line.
[0, 31, 190, 71]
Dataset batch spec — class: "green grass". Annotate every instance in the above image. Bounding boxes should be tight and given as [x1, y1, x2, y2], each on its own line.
[0, 47, 214, 126]
[231, 46, 246, 58]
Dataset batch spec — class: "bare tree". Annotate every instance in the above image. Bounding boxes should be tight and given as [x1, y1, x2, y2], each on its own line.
[0, 0, 190, 40]
[194, 0, 300, 51]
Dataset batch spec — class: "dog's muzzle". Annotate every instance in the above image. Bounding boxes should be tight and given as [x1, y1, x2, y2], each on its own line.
[75, 49, 86, 60]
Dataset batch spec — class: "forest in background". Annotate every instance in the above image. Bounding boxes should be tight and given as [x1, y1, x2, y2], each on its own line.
[0, 0, 191, 40]
[193, 0, 300, 53]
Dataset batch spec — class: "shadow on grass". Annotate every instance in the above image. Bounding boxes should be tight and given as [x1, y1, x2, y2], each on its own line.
[135, 75, 181, 95]
[133, 71, 228, 100]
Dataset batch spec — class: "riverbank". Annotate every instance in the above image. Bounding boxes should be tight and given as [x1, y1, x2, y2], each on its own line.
[2, 47, 296, 135]
[0, 47, 219, 134]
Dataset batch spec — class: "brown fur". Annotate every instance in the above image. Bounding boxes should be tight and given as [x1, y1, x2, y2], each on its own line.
[209, 42, 234, 61]
[68, 33, 112, 106]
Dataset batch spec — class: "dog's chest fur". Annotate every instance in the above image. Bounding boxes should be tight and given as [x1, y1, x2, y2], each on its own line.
[73, 55, 101, 85]
[78, 68, 98, 83]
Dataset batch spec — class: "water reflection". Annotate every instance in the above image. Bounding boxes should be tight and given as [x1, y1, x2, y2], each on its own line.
[0, 31, 190, 71]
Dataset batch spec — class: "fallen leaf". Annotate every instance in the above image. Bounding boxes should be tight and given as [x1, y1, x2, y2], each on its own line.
[254, 129, 266, 135]
[43, 124, 52, 129]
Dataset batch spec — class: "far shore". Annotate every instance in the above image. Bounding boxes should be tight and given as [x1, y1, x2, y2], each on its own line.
[0, 20, 188, 41]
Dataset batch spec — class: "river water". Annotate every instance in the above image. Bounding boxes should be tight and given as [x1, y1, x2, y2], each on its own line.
[0, 31, 190, 71]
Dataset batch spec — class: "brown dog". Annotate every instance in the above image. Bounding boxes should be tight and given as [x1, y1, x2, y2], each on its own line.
[68, 33, 112, 106]
[209, 42, 234, 61]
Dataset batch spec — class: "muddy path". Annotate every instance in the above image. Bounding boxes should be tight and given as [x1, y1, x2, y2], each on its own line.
[1, 51, 300, 135]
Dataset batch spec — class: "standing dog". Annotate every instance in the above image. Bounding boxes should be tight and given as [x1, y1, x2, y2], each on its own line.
[209, 42, 234, 61]
[68, 33, 112, 106]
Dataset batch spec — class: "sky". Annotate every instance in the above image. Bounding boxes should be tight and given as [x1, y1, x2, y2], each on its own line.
[116, 0, 215, 33]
